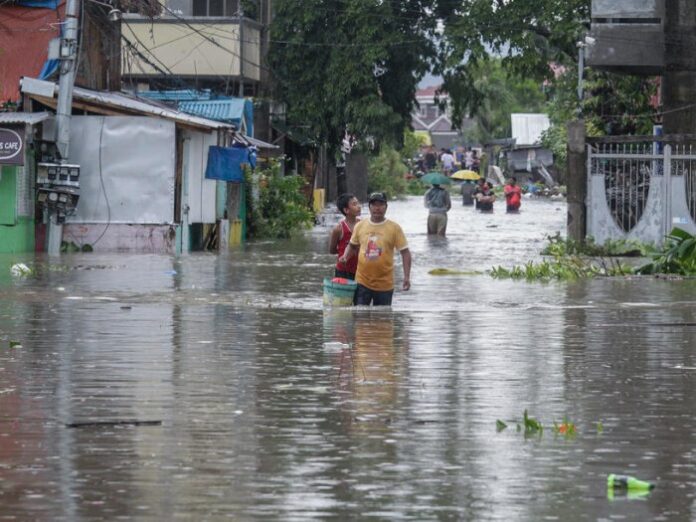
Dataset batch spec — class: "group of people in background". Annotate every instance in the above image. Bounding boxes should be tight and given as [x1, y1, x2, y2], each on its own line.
[420, 145, 480, 176]
[460, 177, 522, 214]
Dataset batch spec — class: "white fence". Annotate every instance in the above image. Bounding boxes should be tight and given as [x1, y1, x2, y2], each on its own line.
[587, 141, 696, 245]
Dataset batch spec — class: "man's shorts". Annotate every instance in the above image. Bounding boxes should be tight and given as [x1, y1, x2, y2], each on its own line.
[355, 284, 394, 306]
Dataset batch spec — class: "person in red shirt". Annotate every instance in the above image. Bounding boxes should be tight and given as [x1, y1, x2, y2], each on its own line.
[329, 193, 361, 279]
[504, 177, 522, 213]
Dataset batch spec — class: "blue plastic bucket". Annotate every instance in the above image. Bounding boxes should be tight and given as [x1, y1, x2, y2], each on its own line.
[323, 277, 357, 307]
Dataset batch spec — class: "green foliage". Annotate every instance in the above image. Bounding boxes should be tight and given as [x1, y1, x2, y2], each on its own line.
[638, 228, 696, 275]
[367, 146, 408, 199]
[245, 162, 314, 239]
[496, 419, 508, 432]
[461, 59, 546, 143]
[490, 257, 634, 281]
[541, 233, 654, 257]
[268, 0, 437, 155]
[523, 409, 543, 435]
[437, 0, 589, 123]
[406, 177, 427, 195]
[401, 130, 427, 163]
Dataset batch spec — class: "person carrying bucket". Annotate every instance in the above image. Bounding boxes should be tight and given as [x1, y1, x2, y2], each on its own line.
[329, 193, 361, 280]
[340, 192, 411, 306]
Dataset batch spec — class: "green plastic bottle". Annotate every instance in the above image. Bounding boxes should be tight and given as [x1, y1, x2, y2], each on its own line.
[607, 474, 655, 491]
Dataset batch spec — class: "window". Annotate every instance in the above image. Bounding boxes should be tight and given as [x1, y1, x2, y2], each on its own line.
[192, 0, 238, 16]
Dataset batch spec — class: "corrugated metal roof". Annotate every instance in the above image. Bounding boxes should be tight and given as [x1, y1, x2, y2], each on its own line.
[178, 99, 246, 124]
[511, 113, 550, 146]
[137, 89, 216, 102]
[0, 112, 52, 125]
[238, 135, 279, 150]
[21, 78, 234, 131]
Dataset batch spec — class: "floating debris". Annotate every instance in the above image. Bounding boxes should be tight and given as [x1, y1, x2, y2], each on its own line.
[10, 263, 31, 277]
[428, 268, 481, 276]
[65, 420, 162, 428]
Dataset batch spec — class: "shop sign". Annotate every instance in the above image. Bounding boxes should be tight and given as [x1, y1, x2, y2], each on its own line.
[0, 127, 24, 165]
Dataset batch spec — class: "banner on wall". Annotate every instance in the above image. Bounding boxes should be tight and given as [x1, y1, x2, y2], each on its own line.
[0, 127, 24, 166]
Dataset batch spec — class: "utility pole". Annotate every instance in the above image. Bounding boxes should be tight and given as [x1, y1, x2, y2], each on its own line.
[663, 0, 696, 135]
[47, 0, 80, 254]
[238, 4, 244, 97]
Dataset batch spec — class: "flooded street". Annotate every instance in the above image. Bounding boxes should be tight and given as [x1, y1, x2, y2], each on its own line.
[3, 196, 696, 520]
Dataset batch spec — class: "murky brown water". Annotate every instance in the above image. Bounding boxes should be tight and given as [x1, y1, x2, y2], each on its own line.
[2, 196, 696, 520]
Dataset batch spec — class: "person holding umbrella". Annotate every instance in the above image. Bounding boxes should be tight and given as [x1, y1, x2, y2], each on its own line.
[421, 172, 452, 236]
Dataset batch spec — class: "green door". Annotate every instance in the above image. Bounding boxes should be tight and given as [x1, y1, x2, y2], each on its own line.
[0, 166, 17, 225]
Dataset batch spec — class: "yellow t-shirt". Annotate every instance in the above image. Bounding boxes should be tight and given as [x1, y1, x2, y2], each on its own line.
[350, 218, 408, 291]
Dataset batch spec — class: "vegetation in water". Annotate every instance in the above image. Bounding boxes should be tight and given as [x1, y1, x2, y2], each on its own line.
[552, 418, 577, 438]
[498, 412, 592, 440]
[490, 257, 633, 281]
[541, 233, 654, 258]
[637, 228, 696, 275]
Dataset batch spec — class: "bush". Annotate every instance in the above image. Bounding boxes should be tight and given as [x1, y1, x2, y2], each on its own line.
[245, 162, 314, 239]
[367, 146, 408, 199]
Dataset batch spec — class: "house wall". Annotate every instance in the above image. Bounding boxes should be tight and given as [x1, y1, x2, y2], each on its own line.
[67, 116, 176, 224]
[182, 129, 217, 224]
[60, 116, 178, 252]
[0, 5, 61, 102]
[121, 19, 261, 82]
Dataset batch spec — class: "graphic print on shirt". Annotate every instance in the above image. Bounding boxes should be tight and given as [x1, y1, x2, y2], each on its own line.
[365, 233, 382, 260]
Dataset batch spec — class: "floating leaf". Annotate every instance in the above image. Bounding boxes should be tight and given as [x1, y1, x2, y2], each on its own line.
[496, 419, 508, 432]
[9, 340, 21, 348]
[596, 422, 604, 434]
[428, 268, 480, 276]
[523, 409, 542, 433]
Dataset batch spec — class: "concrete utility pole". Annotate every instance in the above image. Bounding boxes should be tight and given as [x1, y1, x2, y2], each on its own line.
[663, 0, 696, 135]
[56, 0, 79, 160]
[47, 0, 80, 255]
[566, 121, 586, 242]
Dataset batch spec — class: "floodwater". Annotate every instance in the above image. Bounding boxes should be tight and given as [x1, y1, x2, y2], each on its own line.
[2, 195, 696, 520]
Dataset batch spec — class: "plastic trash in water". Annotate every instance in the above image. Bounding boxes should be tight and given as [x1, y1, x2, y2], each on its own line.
[323, 341, 350, 352]
[10, 263, 31, 277]
[607, 474, 654, 491]
[607, 474, 654, 500]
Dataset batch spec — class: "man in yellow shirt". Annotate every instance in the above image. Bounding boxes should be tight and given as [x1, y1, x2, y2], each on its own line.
[340, 192, 411, 306]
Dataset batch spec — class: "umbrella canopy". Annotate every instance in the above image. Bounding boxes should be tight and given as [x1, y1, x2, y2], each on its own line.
[452, 169, 481, 181]
[421, 171, 452, 185]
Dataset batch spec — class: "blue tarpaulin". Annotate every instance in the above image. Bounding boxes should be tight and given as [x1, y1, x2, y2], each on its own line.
[204, 146, 255, 183]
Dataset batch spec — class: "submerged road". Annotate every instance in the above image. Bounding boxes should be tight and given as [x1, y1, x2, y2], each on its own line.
[2, 196, 696, 520]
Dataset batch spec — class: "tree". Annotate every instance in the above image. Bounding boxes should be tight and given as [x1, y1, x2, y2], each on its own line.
[436, 0, 589, 123]
[267, 0, 437, 157]
[461, 59, 546, 143]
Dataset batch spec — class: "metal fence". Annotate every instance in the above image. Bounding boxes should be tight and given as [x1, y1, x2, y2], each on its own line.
[587, 140, 696, 245]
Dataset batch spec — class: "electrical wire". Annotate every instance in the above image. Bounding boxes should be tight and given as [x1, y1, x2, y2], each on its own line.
[90, 115, 111, 247]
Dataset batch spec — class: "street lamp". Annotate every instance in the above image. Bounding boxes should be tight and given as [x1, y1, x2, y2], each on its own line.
[576, 35, 597, 104]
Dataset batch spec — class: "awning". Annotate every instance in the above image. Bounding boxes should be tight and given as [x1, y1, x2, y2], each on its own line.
[0, 112, 52, 125]
[240, 135, 279, 150]
[179, 99, 254, 136]
[20, 78, 234, 132]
